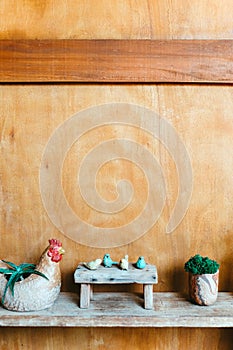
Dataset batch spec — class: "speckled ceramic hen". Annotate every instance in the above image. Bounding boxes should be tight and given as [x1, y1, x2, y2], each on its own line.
[0, 239, 64, 312]
[189, 270, 219, 306]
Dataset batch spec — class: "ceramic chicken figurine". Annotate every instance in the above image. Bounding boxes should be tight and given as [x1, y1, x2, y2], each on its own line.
[0, 238, 65, 312]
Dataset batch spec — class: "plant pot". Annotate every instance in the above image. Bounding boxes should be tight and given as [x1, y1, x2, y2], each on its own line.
[188, 270, 219, 306]
[0, 274, 61, 312]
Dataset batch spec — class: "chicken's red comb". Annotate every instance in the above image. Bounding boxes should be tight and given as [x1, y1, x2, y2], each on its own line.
[49, 238, 62, 247]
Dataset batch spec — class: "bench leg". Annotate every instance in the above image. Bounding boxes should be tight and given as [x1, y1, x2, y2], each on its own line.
[90, 285, 94, 300]
[143, 284, 153, 309]
[80, 284, 91, 308]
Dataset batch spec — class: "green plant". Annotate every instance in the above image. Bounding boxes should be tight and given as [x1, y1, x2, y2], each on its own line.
[184, 254, 220, 275]
[0, 261, 48, 303]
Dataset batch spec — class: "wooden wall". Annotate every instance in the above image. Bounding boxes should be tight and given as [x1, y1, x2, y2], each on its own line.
[0, 1, 233, 349]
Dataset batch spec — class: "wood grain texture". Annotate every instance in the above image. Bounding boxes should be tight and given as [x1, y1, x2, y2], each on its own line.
[1, 1, 233, 348]
[0, 327, 231, 350]
[1, 82, 233, 350]
[0, 0, 233, 40]
[1, 84, 233, 294]
[75, 264, 157, 309]
[143, 285, 154, 309]
[0, 40, 233, 83]
[0, 292, 233, 328]
[74, 264, 158, 284]
[80, 284, 91, 309]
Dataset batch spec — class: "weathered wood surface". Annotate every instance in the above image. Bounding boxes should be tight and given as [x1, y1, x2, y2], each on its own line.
[80, 284, 91, 309]
[0, 40, 233, 83]
[75, 264, 157, 309]
[144, 285, 154, 310]
[74, 264, 158, 284]
[0, 292, 233, 327]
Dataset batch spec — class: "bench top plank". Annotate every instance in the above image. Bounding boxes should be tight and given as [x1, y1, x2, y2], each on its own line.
[74, 263, 158, 284]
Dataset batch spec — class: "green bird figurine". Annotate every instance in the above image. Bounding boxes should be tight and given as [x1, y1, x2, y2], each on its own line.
[102, 254, 117, 268]
[135, 256, 146, 269]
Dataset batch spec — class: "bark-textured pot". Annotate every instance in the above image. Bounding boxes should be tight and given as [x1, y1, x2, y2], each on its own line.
[189, 270, 219, 306]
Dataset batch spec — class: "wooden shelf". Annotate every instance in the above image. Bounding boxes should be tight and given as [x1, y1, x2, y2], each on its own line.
[0, 292, 233, 327]
[0, 40, 232, 83]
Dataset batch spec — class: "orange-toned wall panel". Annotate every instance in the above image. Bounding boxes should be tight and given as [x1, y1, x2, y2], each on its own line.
[1, 1, 233, 349]
[1, 84, 233, 295]
[0, 0, 233, 40]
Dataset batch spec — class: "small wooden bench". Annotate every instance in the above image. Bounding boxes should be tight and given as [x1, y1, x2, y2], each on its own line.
[74, 263, 158, 309]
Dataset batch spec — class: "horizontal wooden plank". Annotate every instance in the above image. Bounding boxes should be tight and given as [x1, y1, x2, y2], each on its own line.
[0, 292, 233, 327]
[0, 40, 232, 83]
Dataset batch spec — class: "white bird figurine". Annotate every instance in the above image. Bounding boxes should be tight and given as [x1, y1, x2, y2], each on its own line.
[83, 258, 102, 270]
[119, 255, 129, 270]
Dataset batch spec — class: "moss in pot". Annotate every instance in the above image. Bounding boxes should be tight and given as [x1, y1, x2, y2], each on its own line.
[184, 254, 220, 306]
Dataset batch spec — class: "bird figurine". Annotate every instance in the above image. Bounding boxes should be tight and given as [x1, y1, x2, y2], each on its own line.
[119, 255, 129, 270]
[135, 256, 146, 269]
[102, 254, 117, 268]
[0, 238, 65, 312]
[83, 258, 102, 270]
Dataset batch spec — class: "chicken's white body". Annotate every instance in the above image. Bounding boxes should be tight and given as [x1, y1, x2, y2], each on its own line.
[0, 246, 62, 312]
